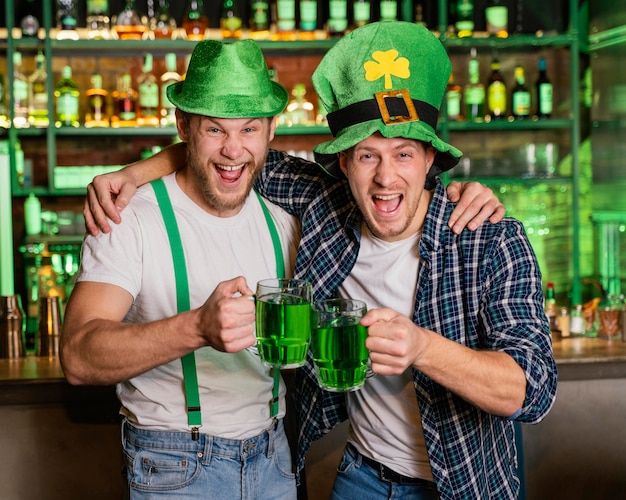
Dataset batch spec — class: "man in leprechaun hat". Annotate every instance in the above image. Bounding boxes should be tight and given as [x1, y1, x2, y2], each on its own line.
[282, 22, 556, 500]
[76, 23, 550, 500]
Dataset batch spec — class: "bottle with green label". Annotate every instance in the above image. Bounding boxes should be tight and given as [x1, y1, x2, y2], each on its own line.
[536, 57, 553, 118]
[299, 0, 318, 40]
[455, 0, 474, 38]
[275, 0, 297, 40]
[221, 0, 244, 39]
[511, 65, 530, 119]
[55, 66, 80, 128]
[487, 57, 507, 119]
[464, 49, 484, 122]
[446, 73, 462, 121]
[137, 54, 160, 127]
[249, 1, 271, 39]
[352, 0, 371, 29]
[485, 0, 508, 38]
[12, 53, 29, 128]
[28, 52, 49, 128]
[379, 0, 398, 21]
[327, 0, 348, 37]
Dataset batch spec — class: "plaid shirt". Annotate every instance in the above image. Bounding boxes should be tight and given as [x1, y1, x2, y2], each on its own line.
[255, 149, 558, 500]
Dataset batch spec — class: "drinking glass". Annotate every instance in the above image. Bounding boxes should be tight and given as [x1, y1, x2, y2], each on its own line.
[311, 298, 371, 392]
[255, 278, 312, 368]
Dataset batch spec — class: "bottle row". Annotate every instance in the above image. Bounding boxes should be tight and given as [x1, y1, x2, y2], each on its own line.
[544, 281, 626, 341]
[445, 51, 554, 122]
[1, 51, 183, 128]
[0, 51, 328, 129]
[9, 0, 569, 42]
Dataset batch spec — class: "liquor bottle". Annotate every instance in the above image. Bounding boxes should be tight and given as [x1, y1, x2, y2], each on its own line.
[113, 0, 149, 40]
[511, 65, 530, 119]
[182, 0, 209, 41]
[12, 53, 30, 128]
[160, 53, 181, 127]
[445, 74, 462, 121]
[111, 73, 138, 127]
[485, 0, 508, 38]
[221, 0, 244, 39]
[137, 54, 160, 127]
[544, 282, 558, 334]
[379, 0, 398, 21]
[19, 0, 41, 38]
[274, 0, 297, 40]
[85, 74, 109, 128]
[56, 0, 79, 40]
[150, 0, 177, 39]
[414, 1, 427, 29]
[249, 0, 271, 39]
[536, 57, 553, 119]
[464, 49, 485, 123]
[0, 72, 7, 128]
[86, 0, 110, 39]
[486, 57, 506, 120]
[54, 65, 80, 128]
[327, 0, 348, 37]
[352, 0, 371, 29]
[299, 0, 319, 40]
[283, 83, 315, 126]
[455, 0, 474, 38]
[28, 52, 49, 128]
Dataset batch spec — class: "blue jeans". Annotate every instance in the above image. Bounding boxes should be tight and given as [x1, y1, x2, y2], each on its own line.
[122, 419, 296, 499]
[331, 444, 439, 500]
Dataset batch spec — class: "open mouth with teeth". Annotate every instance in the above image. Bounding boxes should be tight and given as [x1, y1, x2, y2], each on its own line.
[372, 193, 402, 214]
[215, 163, 246, 183]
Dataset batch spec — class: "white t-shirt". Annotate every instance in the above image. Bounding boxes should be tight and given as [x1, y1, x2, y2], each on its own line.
[339, 223, 433, 480]
[77, 172, 300, 439]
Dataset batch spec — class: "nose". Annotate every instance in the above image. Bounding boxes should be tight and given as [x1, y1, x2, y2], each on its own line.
[373, 157, 396, 187]
[221, 134, 244, 159]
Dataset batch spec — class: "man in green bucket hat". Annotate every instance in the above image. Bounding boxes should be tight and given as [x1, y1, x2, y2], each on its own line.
[61, 39, 302, 499]
[75, 24, 551, 499]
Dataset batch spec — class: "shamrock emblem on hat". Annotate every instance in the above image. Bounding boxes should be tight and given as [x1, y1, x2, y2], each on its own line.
[364, 50, 410, 89]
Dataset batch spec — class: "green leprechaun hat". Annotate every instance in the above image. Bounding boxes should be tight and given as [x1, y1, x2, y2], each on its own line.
[167, 39, 288, 118]
[312, 21, 462, 187]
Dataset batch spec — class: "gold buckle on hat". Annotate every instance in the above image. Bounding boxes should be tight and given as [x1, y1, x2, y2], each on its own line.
[374, 89, 419, 125]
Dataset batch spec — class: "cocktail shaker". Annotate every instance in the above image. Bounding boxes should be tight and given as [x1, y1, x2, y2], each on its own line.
[37, 296, 62, 357]
[0, 295, 25, 359]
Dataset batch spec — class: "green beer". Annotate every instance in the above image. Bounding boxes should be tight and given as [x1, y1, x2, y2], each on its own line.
[312, 320, 369, 391]
[256, 293, 311, 368]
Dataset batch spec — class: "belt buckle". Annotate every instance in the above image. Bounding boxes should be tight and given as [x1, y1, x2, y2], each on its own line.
[374, 89, 419, 125]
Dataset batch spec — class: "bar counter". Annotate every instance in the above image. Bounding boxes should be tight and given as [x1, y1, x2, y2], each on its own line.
[1, 340, 625, 499]
[1, 336, 625, 400]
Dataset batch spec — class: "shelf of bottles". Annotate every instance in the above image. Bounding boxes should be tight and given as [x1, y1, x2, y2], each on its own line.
[0, 0, 583, 299]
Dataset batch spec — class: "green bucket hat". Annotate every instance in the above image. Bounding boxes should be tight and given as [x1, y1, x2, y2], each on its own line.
[313, 21, 462, 186]
[167, 39, 288, 118]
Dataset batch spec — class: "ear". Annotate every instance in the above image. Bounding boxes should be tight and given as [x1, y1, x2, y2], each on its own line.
[338, 152, 349, 176]
[268, 116, 277, 142]
[426, 145, 436, 167]
[175, 109, 188, 142]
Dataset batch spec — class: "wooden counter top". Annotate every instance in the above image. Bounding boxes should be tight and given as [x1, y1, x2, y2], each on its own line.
[1, 336, 625, 398]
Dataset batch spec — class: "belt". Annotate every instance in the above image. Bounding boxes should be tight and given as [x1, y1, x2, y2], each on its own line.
[361, 453, 433, 486]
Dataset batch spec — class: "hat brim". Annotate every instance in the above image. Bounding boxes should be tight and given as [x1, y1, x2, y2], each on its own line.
[166, 80, 288, 118]
[313, 119, 462, 172]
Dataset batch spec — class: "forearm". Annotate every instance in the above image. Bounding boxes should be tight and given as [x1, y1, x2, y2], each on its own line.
[61, 310, 203, 386]
[416, 331, 527, 417]
[126, 142, 187, 187]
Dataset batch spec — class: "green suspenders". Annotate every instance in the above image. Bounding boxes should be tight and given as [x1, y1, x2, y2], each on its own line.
[151, 179, 284, 439]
